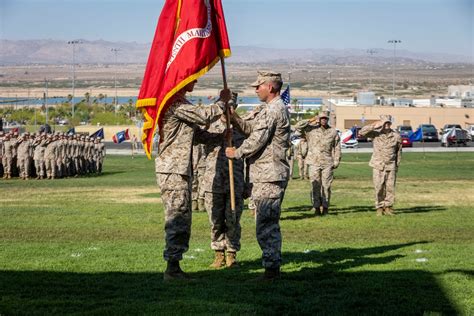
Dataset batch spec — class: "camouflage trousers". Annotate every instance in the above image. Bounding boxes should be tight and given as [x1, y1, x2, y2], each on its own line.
[17, 156, 31, 178]
[56, 158, 65, 178]
[45, 158, 56, 178]
[373, 168, 397, 208]
[157, 173, 192, 262]
[74, 157, 81, 175]
[97, 157, 104, 174]
[2, 156, 12, 174]
[191, 167, 206, 201]
[252, 181, 286, 269]
[204, 191, 243, 252]
[296, 157, 309, 179]
[35, 159, 45, 177]
[309, 165, 334, 209]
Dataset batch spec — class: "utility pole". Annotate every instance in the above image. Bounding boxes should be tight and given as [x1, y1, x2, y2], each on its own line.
[68, 40, 82, 117]
[328, 71, 332, 115]
[387, 40, 401, 98]
[44, 78, 49, 125]
[111, 48, 121, 114]
[366, 49, 377, 89]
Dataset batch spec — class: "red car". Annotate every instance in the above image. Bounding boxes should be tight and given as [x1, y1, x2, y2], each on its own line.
[401, 137, 412, 147]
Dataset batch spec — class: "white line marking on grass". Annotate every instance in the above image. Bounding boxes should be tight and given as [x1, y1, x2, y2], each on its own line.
[71, 253, 82, 258]
[415, 258, 428, 262]
[184, 255, 196, 259]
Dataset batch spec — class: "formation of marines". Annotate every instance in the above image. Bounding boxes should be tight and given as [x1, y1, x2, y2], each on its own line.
[1, 74, 402, 283]
[0, 131, 106, 180]
[155, 70, 403, 282]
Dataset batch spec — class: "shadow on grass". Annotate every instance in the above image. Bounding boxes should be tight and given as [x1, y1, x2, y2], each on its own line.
[282, 205, 447, 220]
[397, 205, 447, 214]
[95, 170, 127, 177]
[0, 242, 458, 315]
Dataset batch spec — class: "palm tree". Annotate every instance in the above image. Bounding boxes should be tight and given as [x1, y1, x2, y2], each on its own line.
[84, 92, 91, 105]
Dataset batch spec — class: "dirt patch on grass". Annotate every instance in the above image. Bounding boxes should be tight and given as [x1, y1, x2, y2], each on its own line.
[1, 186, 161, 205]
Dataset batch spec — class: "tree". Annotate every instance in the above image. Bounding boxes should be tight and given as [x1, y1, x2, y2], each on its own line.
[84, 92, 91, 105]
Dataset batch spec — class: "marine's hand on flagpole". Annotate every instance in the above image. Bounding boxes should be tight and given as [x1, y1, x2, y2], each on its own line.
[219, 88, 232, 103]
[225, 146, 236, 159]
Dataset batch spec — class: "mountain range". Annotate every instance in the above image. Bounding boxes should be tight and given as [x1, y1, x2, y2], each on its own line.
[0, 39, 472, 65]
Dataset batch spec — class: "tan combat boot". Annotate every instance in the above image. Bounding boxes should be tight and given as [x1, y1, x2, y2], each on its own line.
[376, 208, 384, 216]
[209, 250, 226, 269]
[191, 200, 198, 211]
[163, 260, 193, 282]
[6, 173, 11, 179]
[226, 252, 238, 268]
[384, 207, 395, 216]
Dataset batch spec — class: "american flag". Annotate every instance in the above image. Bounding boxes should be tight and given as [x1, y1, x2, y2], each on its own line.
[281, 85, 290, 106]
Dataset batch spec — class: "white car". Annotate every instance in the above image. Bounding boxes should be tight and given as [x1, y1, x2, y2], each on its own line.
[341, 138, 359, 149]
[337, 129, 359, 149]
[467, 125, 474, 141]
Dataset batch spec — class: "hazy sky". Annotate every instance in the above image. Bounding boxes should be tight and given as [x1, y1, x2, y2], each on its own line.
[1, 0, 472, 56]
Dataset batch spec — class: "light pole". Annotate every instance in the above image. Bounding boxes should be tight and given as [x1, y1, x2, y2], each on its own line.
[327, 71, 332, 114]
[68, 40, 82, 117]
[366, 49, 377, 88]
[44, 78, 49, 125]
[387, 40, 401, 98]
[111, 48, 121, 113]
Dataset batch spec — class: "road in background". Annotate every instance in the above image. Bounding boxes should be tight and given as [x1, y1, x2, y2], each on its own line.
[105, 141, 474, 156]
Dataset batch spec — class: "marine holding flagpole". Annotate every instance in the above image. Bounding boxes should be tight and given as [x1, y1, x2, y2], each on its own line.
[136, 0, 234, 281]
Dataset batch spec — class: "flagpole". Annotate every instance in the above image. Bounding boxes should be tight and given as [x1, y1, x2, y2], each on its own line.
[220, 56, 236, 213]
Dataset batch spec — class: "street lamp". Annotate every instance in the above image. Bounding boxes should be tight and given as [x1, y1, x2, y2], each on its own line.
[387, 40, 401, 98]
[366, 49, 377, 88]
[44, 78, 49, 125]
[327, 71, 332, 114]
[111, 48, 121, 113]
[67, 40, 82, 117]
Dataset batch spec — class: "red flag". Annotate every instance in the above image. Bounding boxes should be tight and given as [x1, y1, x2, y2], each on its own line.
[136, 0, 231, 159]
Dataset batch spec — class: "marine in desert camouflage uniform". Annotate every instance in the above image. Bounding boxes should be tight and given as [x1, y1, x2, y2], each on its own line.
[294, 136, 309, 180]
[359, 115, 402, 216]
[295, 111, 341, 215]
[202, 98, 245, 269]
[226, 71, 291, 280]
[155, 80, 229, 281]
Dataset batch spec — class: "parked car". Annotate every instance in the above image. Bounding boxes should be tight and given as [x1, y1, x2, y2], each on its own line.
[401, 136, 413, 147]
[336, 129, 359, 149]
[341, 138, 359, 149]
[467, 125, 474, 141]
[419, 124, 439, 142]
[397, 125, 413, 137]
[441, 128, 469, 147]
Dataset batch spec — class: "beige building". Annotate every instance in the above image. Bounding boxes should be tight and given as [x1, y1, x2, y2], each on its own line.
[334, 106, 474, 131]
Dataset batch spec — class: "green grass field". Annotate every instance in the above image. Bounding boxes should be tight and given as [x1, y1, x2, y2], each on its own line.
[1, 153, 473, 315]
